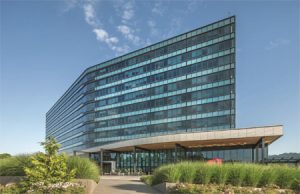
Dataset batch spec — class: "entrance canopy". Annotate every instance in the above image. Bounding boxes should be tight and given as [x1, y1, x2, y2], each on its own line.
[82, 125, 283, 153]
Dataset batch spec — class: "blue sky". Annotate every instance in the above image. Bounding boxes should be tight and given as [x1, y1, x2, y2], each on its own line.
[0, 0, 299, 155]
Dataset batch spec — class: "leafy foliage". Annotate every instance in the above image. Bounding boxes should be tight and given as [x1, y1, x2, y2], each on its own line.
[23, 137, 76, 192]
[0, 183, 85, 194]
[0, 153, 11, 159]
[0, 154, 31, 176]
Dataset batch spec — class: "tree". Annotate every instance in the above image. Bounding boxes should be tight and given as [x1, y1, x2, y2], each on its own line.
[0, 153, 11, 159]
[23, 137, 76, 191]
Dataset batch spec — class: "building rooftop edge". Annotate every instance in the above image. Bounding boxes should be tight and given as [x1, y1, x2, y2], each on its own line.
[46, 15, 236, 116]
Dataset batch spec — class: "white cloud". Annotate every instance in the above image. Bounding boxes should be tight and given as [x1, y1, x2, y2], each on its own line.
[62, 0, 78, 12]
[93, 28, 119, 44]
[83, 3, 99, 27]
[117, 25, 141, 45]
[111, 45, 129, 53]
[265, 39, 291, 50]
[152, 1, 164, 15]
[147, 20, 159, 36]
[122, 1, 134, 21]
[117, 25, 131, 34]
[81, 2, 128, 54]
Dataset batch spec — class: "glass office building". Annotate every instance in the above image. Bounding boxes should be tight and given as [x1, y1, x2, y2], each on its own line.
[46, 16, 283, 173]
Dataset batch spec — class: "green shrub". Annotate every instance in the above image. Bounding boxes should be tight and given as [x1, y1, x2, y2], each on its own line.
[226, 164, 246, 186]
[291, 178, 300, 192]
[67, 156, 100, 182]
[210, 165, 229, 185]
[152, 164, 181, 185]
[140, 175, 153, 185]
[24, 137, 76, 192]
[0, 184, 23, 194]
[242, 164, 263, 187]
[0, 155, 31, 176]
[178, 162, 196, 183]
[194, 163, 213, 184]
[274, 165, 298, 189]
[258, 165, 277, 187]
[0, 153, 11, 159]
[147, 161, 299, 190]
[1, 183, 85, 194]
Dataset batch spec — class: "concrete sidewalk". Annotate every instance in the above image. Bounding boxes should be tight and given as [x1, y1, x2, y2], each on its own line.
[92, 176, 162, 194]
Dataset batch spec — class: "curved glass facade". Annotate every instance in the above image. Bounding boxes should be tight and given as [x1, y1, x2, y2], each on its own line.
[46, 16, 236, 156]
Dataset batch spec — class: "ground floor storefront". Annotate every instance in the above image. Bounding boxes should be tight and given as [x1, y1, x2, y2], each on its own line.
[78, 125, 283, 173]
[91, 145, 267, 174]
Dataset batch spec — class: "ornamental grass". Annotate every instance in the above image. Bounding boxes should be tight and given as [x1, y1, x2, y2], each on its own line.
[148, 161, 300, 190]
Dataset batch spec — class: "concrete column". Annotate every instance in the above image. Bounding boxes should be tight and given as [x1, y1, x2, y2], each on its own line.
[100, 149, 103, 174]
[255, 142, 259, 163]
[251, 148, 255, 162]
[148, 151, 151, 173]
[261, 138, 265, 163]
[133, 147, 137, 174]
[174, 144, 178, 163]
[73, 150, 77, 156]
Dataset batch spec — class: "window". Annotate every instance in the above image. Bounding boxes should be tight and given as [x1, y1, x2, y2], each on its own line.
[168, 83, 177, 92]
[167, 55, 182, 66]
[168, 108, 182, 117]
[167, 95, 182, 104]
[154, 98, 165, 107]
[153, 111, 164, 119]
[167, 121, 183, 132]
[154, 73, 165, 82]
[107, 97, 118, 105]
[124, 78, 147, 90]
[154, 86, 164, 94]
[154, 61, 165, 69]
[96, 111, 106, 117]
[107, 108, 118, 116]
[97, 100, 106, 107]
[125, 67, 144, 78]
[98, 79, 106, 86]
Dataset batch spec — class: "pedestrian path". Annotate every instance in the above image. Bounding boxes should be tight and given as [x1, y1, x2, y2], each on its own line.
[92, 176, 162, 194]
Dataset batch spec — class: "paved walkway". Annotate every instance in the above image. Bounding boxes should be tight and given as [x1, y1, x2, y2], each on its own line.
[92, 176, 162, 194]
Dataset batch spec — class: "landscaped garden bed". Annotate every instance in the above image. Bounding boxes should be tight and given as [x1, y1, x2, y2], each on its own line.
[0, 138, 101, 194]
[141, 161, 300, 194]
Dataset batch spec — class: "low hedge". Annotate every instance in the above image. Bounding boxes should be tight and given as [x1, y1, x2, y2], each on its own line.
[148, 162, 300, 190]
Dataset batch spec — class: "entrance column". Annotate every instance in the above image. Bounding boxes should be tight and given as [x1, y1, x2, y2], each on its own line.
[148, 151, 151, 173]
[100, 149, 103, 175]
[174, 144, 178, 163]
[251, 147, 255, 162]
[261, 138, 265, 163]
[133, 147, 137, 174]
